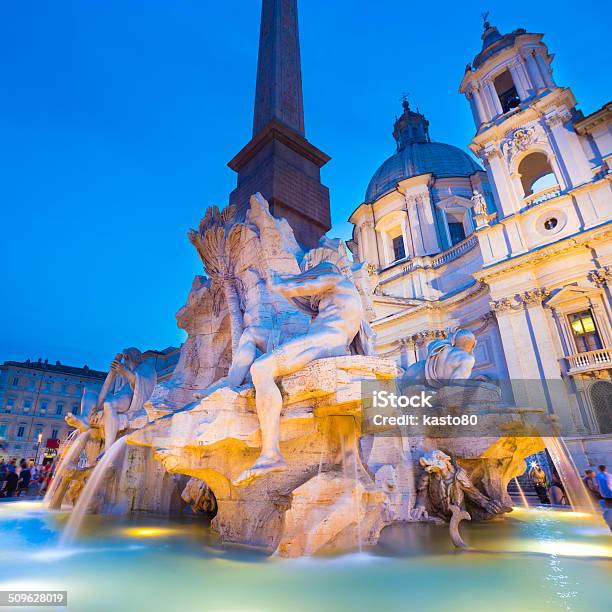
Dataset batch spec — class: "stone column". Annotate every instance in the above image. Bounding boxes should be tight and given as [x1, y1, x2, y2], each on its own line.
[472, 86, 487, 123]
[381, 231, 393, 266]
[535, 53, 555, 88]
[524, 51, 546, 90]
[406, 195, 427, 257]
[481, 146, 517, 218]
[490, 298, 545, 407]
[545, 110, 593, 187]
[519, 290, 585, 433]
[508, 63, 527, 100]
[417, 192, 440, 255]
[484, 80, 503, 116]
[400, 215, 411, 258]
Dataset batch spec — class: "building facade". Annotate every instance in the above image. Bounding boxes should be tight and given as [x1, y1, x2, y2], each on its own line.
[0, 359, 106, 462]
[0, 348, 179, 462]
[348, 20, 612, 468]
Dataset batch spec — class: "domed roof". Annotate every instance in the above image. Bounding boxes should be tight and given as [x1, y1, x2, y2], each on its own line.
[365, 101, 482, 203]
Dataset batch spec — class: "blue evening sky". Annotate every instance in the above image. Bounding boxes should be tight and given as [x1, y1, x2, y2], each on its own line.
[1, 1, 609, 370]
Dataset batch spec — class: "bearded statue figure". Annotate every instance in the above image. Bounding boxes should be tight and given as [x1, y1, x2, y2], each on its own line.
[65, 347, 157, 452]
[233, 240, 376, 486]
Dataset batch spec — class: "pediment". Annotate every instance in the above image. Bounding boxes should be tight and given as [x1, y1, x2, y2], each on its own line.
[436, 195, 473, 211]
[545, 284, 602, 307]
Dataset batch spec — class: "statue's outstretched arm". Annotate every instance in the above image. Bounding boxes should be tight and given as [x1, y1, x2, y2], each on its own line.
[272, 263, 343, 298]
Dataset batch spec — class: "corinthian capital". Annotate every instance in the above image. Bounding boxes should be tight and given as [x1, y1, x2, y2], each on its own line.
[588, 266, 611, 287]
[545, 108, 572, 129]
[519, 288, 550, 305]
[489, 297, 519, 312]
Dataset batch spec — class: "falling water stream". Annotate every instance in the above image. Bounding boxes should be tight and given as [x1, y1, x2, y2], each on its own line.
[543, 436, 597, 513]
[43, 430, 91, 507]
[514, 477, 530, 509]
[59, 436, 128, 547]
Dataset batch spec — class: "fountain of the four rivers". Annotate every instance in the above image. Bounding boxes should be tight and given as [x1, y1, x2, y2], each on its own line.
[2, 1, 610, 610]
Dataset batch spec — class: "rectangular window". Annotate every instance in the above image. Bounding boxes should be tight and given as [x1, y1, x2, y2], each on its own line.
[392, 236, 406, 261]
[12, 377, 19, 388]
[17, 425, 25, 438]
[23, 400, 32, 414]
[45, 381, 53, 391]
[61, 384, 67, 393]
[5, 398, 14, 413]
[51, 429, 59, 440]
[55, 403, 64, 416]
[448, 222, 466, 246]
[569, 310, 603, 353]
[40, 401, 48, 415]
[0, 423, 7, 437]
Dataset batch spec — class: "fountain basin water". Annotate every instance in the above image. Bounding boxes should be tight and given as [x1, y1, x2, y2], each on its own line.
[1, 500, 610, 612]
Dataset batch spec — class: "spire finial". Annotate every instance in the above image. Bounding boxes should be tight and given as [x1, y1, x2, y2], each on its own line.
[399, 92, 410, 112]
[481, 10, 490, 29]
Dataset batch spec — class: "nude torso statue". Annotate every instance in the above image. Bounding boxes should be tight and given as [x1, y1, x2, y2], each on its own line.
[233, 254, 365, 486]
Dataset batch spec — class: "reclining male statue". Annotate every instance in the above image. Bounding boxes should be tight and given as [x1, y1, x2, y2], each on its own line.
[403, 328, 477, 388]
[233, 244, 375, 486]
[65, 347, 157, 453]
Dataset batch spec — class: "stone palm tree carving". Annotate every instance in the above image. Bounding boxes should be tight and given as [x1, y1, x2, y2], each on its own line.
[188, 205, 245, 355]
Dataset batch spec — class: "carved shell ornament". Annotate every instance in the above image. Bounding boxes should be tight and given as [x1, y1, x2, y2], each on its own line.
[502, 126, 536, 162]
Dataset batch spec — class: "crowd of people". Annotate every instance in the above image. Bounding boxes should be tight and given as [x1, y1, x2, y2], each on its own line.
[0, 457, 54, 499]
[528, 463, 612, 508]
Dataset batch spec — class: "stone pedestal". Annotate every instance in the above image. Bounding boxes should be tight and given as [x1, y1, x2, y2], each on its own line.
[128, 356, 401, 555]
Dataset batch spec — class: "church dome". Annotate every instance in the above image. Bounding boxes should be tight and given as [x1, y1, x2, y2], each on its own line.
[365, 101, 482, 203]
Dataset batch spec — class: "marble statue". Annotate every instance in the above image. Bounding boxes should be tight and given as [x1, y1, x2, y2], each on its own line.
[66, 348, 157, 452]
[471, 189, 488, 216]
[402, 328, 477, 388]
[233, 242, 375, 486]
[412, 449, 511, 547]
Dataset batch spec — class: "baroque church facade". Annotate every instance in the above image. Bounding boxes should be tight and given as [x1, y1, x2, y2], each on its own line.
[348, 20, 612, 468]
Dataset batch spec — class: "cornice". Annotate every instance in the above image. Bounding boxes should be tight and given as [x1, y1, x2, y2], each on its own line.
[476, 223, 612, 282]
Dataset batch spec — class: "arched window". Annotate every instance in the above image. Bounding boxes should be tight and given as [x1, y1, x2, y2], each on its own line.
[494, 70, 520, 114]
[518, 152, 557, 196]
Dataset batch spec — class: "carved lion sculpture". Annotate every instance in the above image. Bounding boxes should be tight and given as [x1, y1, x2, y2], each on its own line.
[412, 450, 511, 547]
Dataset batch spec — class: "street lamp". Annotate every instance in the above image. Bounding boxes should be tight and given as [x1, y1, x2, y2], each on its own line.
[36, 433, 43, 464]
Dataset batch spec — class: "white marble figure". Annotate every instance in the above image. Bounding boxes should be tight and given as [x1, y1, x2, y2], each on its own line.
[233, 244, 375, 486]
[195, 268, 276, 398]
[65, 348, 157, 452]
[403, 328, 477, 388]
[470, 189, 488, 216]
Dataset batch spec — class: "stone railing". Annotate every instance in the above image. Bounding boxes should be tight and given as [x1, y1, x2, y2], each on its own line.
[430, 235, 478, 268]
[523, 184, 561, 208]
[378, 235, 478, 285]
[565, 348, 612, 374]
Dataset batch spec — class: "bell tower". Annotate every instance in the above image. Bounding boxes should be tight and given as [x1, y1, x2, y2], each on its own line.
[460, 18, 594, 222]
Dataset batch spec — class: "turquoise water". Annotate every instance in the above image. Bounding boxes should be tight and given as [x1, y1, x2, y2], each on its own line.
[1, 501, 611, 612]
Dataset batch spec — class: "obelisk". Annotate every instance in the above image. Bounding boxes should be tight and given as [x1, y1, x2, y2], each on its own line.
[228, 0, 331, 248]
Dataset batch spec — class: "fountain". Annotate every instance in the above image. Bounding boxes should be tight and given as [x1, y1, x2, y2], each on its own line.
[39, 191, 597, 559]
